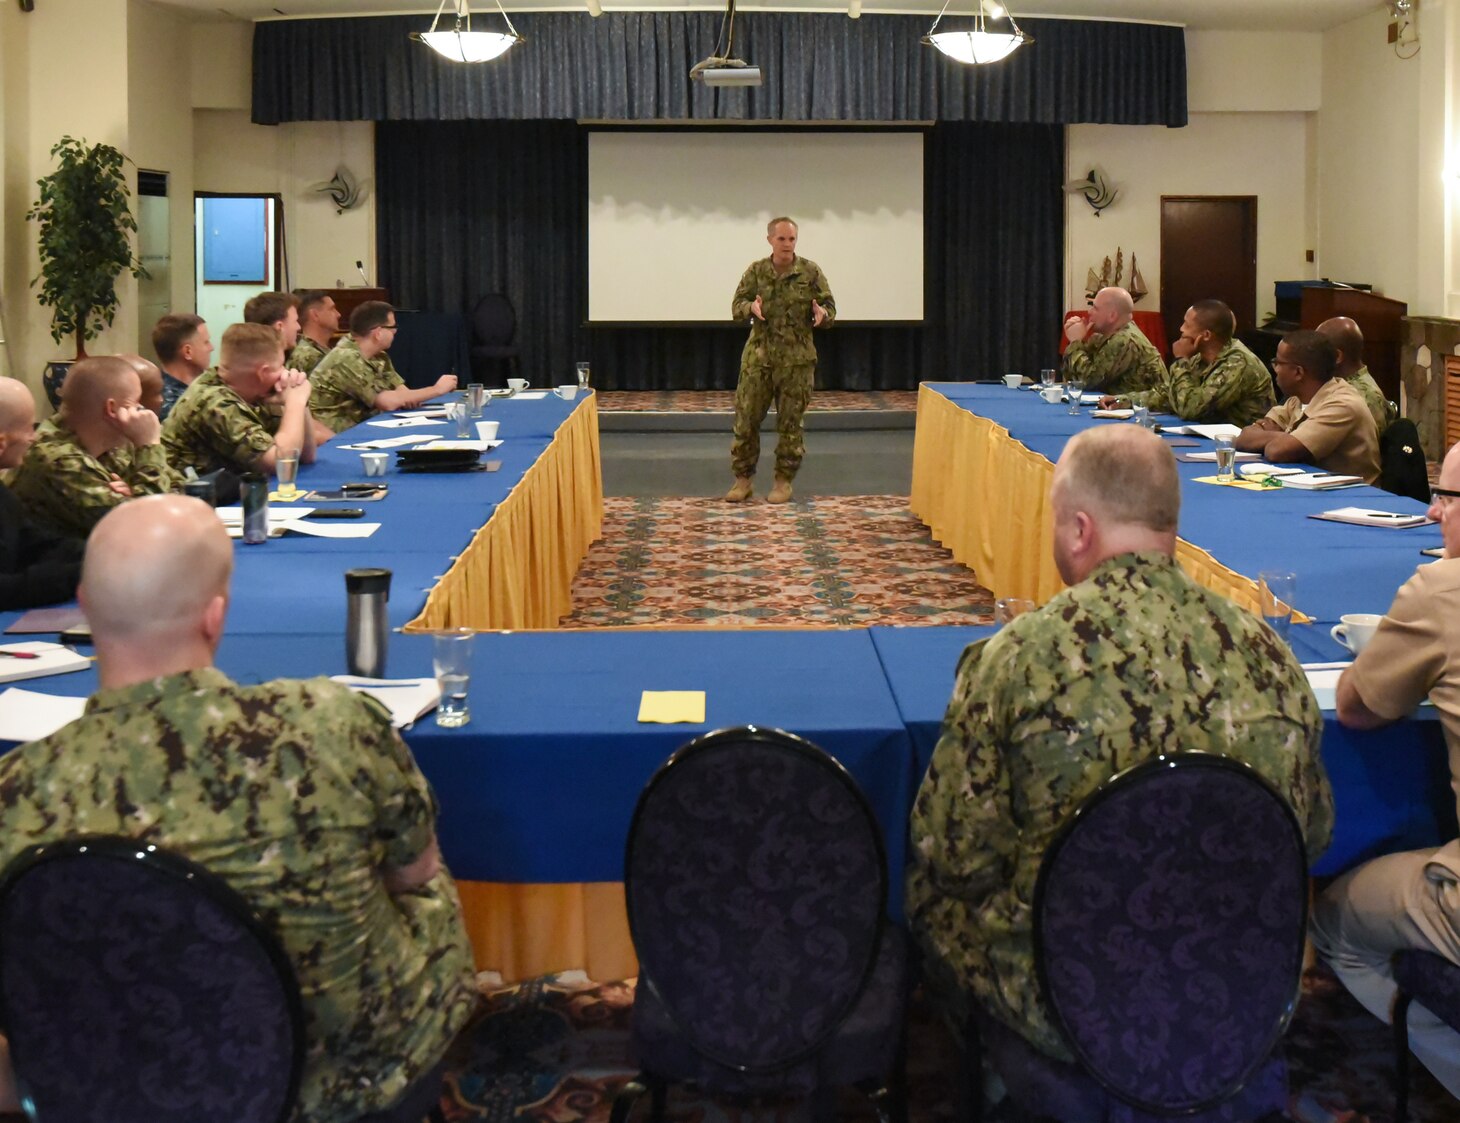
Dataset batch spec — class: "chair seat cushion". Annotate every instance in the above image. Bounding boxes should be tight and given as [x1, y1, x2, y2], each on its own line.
[1393, 949, 1460, 1030]
[630, 923, 907, 1096]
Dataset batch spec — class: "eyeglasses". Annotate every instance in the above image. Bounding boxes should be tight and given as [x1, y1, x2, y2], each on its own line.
[1270, 357, 1300, 369]
[381, 323, 399, 333]
[1432, 486, 1460, 509]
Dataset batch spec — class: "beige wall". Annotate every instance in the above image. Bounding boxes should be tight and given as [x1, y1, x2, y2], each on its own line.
[0, 2, 31, 383]
[1187, 31, 1321, 112]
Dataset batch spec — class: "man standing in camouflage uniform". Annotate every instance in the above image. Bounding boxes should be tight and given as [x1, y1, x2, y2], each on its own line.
[1104, 299, 1274, 426]
[1061, 286, 1164, 396]
[726, 217, 835, 505]
[1317, 316, 1397, 437]
[163, 323, 318, 477]
[288, 290, 341, 375]
[906, 425, 1332, 1074]
[9, 356, 176, 539]
[309, 301, 458, 434]
[0, 495, 478, 1123]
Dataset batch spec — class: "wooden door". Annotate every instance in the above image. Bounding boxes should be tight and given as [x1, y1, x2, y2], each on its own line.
[1159, 197, 1257, 351]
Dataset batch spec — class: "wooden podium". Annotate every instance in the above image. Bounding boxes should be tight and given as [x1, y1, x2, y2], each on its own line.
[1301, 287, 1406, 403]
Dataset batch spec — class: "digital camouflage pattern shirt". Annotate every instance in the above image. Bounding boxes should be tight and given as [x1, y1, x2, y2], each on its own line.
[1344, 364, 1397, 438]
[309, 338, 405, 433]
[7, 418, 176, 539]
[906, 552, 1333, 1059]
[0, 669, 478, 1123]
[162, 376, 280, 477]
[288, 335, 332, 376]
[1061, 320, 1165, 395]
[732, 255, 836, 368]
[1128, 339, 1275, 427]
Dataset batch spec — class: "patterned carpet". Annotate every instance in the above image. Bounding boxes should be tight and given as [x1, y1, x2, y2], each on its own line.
[560, 496, 994, 629]
[436, 965, 1454, 1123]
[595, 390, 919, 413]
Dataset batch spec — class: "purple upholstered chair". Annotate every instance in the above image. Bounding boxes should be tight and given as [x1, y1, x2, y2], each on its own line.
[611, 726, 908, 1123]
[0, 836, 305, 1123]
[969, 752, 1309, 1123]
[1391, 949, 1460, 1123]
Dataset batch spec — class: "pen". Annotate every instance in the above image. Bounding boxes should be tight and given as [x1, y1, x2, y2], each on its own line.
[0, 650, 40, 660]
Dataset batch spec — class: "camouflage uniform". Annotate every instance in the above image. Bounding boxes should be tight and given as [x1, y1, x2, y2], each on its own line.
[162, 377, 280, 477]
[8, 418, 176, 539]
[0, 669, 478, 1123]
[310, 338, 405, 434]
[1127, 338, 1275, 427]
[906, 551, 1333, 1060]
[1345, 364, 1397, 438]
[1061, 320, 1165, 396]
[730, 255, 835, 480]
[289, 335, 332, 376]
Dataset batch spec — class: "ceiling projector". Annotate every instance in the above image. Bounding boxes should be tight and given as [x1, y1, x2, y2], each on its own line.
[691, 58, 763, 87]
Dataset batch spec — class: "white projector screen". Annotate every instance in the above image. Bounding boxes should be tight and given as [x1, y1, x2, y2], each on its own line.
[587, 130, 925, 323]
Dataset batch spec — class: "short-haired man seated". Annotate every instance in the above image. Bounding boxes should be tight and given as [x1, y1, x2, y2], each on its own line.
[309, 301, 458, 434]
[150, 313, 213, 421]
[162, 323, 318, 478]
[1310, 439, 1460, 1099]
[1103, 299, 1274, 427]
[1236, 329, 1380, 483]
[1316, 315, 1396, 438]
[9, 356, 175, 539]
[0, 495, 478, 1121]
[906, 425, 1333, 1077]
[0, 379, 82, 609]
[1061, 286, 1165, 396]
[289, 290, 340, 375]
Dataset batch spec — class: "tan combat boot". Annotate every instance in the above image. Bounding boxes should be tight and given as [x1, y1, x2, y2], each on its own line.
[767, 478, 794, 504]
[724, 477, 754, 503]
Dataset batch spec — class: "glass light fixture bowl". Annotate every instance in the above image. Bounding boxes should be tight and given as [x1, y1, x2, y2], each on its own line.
[924, 29, 1027, 65]
[420, 29, 520, 63]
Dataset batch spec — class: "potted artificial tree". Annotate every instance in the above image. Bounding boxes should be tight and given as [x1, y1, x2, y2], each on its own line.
[27, 136, 147, 407]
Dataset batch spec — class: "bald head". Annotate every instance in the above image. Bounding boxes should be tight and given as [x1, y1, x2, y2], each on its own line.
[118, 353, 163, 416]
[59, 356, 139, 423]
[1316, 316, 1364, 377]
[81, 495, 233, 645]
[1089, 286, 1135, 335]
[0, 379, 37, 471]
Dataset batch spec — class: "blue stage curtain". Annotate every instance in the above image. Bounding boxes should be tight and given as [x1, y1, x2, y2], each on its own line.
[254, 13, 1185, 127]
[375, 120, 1064, 391]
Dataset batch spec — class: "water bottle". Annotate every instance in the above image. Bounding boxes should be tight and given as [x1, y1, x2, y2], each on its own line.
[345, 568, 392, 678]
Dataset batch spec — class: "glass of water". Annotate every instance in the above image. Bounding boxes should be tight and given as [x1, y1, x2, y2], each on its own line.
[576, 362, 591, 390]
[1214, 437, 1237, 481]
[1258, 570, 1297, 642]
[433, 629, 475, 727]
[1040, 368, 1057, 388]
[1067, 379, 1086, 415]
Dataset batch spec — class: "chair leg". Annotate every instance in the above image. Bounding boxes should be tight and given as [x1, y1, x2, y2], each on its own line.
[1394, 992, 1414, 1123]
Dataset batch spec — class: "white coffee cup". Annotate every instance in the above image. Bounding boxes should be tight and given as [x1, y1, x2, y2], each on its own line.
[1003, 374, 1022, 389]
[1040, 386, 1063, 404]
[554, 385, 579, 400]
[507, 378, 530, 392]
[1331, 613, 1383, 655]
[361, 451, 388, 477]
[476, 421, 500, 441]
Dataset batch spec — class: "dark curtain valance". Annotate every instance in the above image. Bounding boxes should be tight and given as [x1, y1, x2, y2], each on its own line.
[255, 13, 1184, 126]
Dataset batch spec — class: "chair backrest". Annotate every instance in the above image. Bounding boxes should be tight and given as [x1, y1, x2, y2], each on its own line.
[469, 294, 517, 346]
[1393, 949, 1460, 1032]
[1033, 753, 1309, 1116]
[1379, 417, 1431, 503]
[0, 836, 305, 1123]
[624, 726, 887, 1074]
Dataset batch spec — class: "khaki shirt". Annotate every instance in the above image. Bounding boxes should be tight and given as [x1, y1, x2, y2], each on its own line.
[1061, 319, 1165, 396]
[309, 338, 405, 434]
[1264, 378, 1381, 484]
[0, 669, 477, 1123]
[732, 255, 836, 368]
[162, 377, 280, 477]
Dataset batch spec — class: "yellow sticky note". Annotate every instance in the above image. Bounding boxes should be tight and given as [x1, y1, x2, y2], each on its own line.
[1191, 475, 1270, 492]
[638, 690, 707, 724]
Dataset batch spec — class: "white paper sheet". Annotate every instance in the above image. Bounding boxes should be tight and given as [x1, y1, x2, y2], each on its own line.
[0, 642, 93, 684]
[1160, 423, 1243, 440]
[278, 519, 381, 539]
[337, 434, 437, 451]
[507, 391, 549, 401]
[1303, 667, 1344, 711]
[330, 676, 441, 729]
[215, 506, 317, 525]
[1310, 506, 1431, 527]
[1184, 450, 1260, 463]
[0, 687, 87, 741]
[419, 439, 504, 453]
[367, 416, 447, 429]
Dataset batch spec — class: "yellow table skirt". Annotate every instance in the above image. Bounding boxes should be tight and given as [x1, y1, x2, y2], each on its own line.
[909, 385, 1307, 620]
[455, 881, 636, 982]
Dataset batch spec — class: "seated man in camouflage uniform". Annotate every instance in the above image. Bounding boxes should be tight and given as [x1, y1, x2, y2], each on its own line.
[0, 495, 478, 1122]
[906, 425, 1332, 1081]
[288, 289, 341, 375]
[1060, 285, 1164, 396]
[162, 322, 318, 478]
[725, 217, 835, 506]
[0, 379, 83, 610]
[9, 356, 176, 539]
[1103, 299, 1274, 427]
[1317, 316, 1397, 438]
[309, 301, 458, 434]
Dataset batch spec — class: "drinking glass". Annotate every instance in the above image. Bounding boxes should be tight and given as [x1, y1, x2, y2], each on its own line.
[1258, 570, 1297, 641]
[1214, 438, 1237, 482]
[576, 362, 591, 390]
[447, 401, 472, 438]
[1132, 405, 1151, 429]
[467, 384, 487, 417]
[995, 597, 1036, 626]
[1040, 368, 1057, 388]
[1067, 379, 1086, 415]
[275, 449, 300, 501]
[433, 629, 476, 728]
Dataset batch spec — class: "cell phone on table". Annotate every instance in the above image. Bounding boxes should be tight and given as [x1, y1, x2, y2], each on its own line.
[306, 508, 365, 519]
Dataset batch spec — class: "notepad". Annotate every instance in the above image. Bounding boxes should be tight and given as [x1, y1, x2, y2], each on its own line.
[0, 643, 92, 685]
[330, 676, 440, 728]
[637, 690, 706, 724]
[1090, 408, 1135, 419]
[278, 519, 380, 539]
[0, 688, 87, 742]
[5, 607, 87, 635]
[1159, 423, 1243, 441]
[368, 415, 447, 429]
[337, 434, 437, 451]
[1280, 472, 1366, 490]
[1191, 475, 1271, 491]
[1309, 507, 1432, 528]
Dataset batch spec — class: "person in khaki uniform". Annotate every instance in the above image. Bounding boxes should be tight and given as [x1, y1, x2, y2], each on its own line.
[162, 322, 318, 478]
[1106, 299, 1274, 427]
[725, 217, 835, 505]
[907, 425, 1332, 1067]
[1236, 329, 1380, 483]
[1316, 315, 1397, 438]
[9, 356, 176, 539]
[1060, 286, 1164, 396]
[0, 495, 478, 1123]
[309, 301, 458, 434]
[1312, 439, 1460, 1099]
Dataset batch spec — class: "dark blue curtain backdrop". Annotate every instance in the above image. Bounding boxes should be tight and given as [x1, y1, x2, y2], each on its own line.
[254, 13, 1185, 126]
[375, 120, 1064, 390]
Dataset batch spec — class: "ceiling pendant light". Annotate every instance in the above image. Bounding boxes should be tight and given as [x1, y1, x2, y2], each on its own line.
[413, 0, 524, 64]
[922, 0, 1032, 66]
